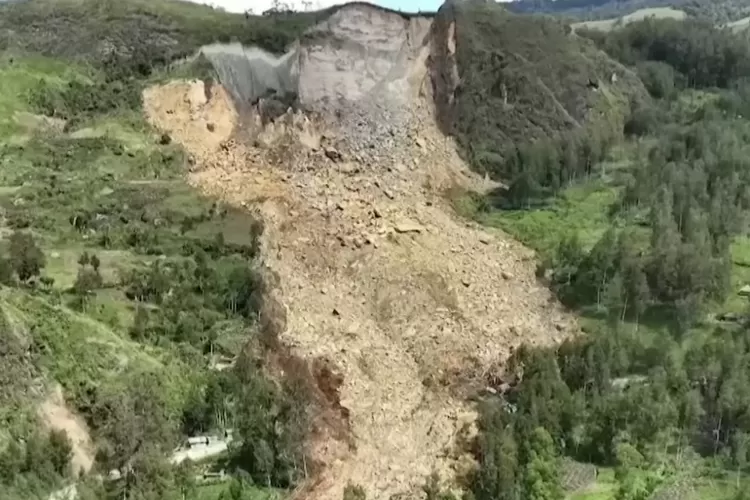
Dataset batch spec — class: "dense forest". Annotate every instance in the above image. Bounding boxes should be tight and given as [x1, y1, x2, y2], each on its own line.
[462, 13, 750, 500]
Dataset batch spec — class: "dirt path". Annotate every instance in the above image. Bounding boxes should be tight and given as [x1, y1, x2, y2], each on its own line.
[143, 80, 575, 500]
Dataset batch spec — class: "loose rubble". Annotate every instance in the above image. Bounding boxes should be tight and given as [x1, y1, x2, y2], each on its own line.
[142, 4, 577, 499]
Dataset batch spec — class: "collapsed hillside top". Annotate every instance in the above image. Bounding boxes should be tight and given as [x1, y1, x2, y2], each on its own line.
[0, 0, 645, 184]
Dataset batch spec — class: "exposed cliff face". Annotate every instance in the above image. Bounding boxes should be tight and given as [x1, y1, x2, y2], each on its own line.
[428, 2, 461, 137]
[200, 4, 434, 111]
[200, 43, 299, 109]
[296, 5, 433, 105]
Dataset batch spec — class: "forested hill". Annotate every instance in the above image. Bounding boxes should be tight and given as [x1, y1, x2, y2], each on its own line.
[455, 7, 750, 500]
[507, 0, 750, 22]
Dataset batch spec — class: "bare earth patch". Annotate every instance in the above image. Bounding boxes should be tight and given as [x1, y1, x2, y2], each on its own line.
[38, 384, 94, 476]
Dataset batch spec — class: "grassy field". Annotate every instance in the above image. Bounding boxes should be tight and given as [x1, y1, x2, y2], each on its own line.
[194, 482, 282, 500]
[565, 464, 750, 500]
[572, 7, 688, 32]
[453, 145, 634, 257]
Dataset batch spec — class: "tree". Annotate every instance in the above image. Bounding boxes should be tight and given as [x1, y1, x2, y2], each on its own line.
[174, 461, 197, 500]
[636, 61, 676, 99]
[574, 226, 618, 306]
[0, 440, 24, 483]
[90, 254, 100, 273]
[612, 441, 654, 500]
[254, 439, 274, 487]
[77, 251, 90, 267]
[95, 373, 175, 471]
[474, 417, 519, 500]
[9, 230, 45, 282]
[125, 445, 174, 500]
[223, 261, 261, 318]
[0, 257, 13, 286]
[47, 429, 73, 477]
[731, 432, 749, 488]
[73, 266, 102, 310]
[129, 305, 150, 342]
[521, 428, 564, 500]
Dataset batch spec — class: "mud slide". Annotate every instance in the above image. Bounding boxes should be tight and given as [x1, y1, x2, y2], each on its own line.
[144, 3, 576, 499]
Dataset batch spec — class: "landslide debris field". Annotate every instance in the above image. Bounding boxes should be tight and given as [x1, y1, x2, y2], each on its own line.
[145, 4, 580, 498]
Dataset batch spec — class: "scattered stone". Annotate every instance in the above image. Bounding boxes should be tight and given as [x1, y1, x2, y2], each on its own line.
[394, 222, 424, 234]
[372, 207, 383, 218]
[555, 322, 565, 332]
[339, 162, 357, 174]
[158, 133, 171, 145]
[332, 308, 341, 317]
[325, 147, 343, 162]
[364, 234, 375, 245]
[383, 189, 395, 200]
[461, 278, 470, 287]
[336, 202, 345, 211]
[479, 233, 492, 244]
[484, 386, 498, 395]
[501, 271, 513, 280]
[206, 122, 216, 132]
[346, 322, 359, 337]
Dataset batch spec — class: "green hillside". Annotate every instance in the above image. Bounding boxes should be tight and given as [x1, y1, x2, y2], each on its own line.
[436, 0, 646, 201]
[456, 12, 750, 500]
[0, 1, 314, 499]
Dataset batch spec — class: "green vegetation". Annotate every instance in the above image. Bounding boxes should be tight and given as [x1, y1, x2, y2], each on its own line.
[0, 0, 323, 67]
[444, 2, 645, 205]
[0, 0, 319, 498]
[460, 14, 750, 500]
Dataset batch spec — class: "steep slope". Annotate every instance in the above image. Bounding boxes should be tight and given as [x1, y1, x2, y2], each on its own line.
[144, 3, 581, 498]
[431, 1, 646, 180]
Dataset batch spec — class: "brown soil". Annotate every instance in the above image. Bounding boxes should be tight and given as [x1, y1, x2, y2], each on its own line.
[142, 78, 576, 500]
